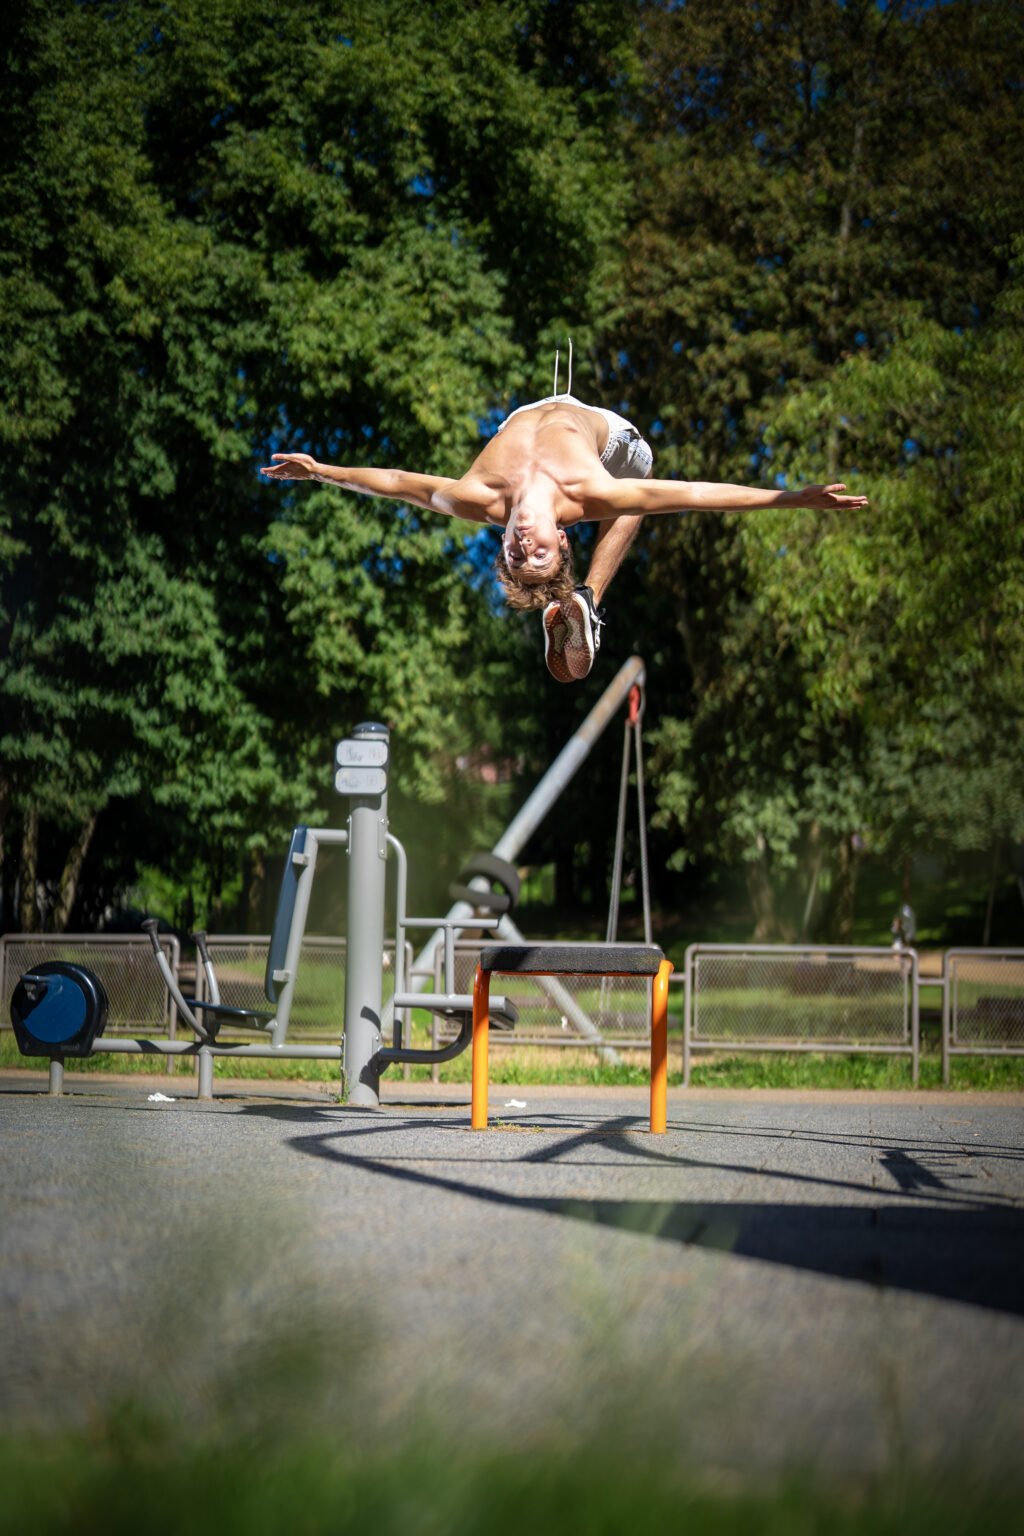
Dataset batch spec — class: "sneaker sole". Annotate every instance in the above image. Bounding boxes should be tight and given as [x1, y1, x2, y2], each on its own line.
[544, 604, 594, 682]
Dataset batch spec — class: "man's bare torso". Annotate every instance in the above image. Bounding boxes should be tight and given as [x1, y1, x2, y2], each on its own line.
[432, 400, 615, 527]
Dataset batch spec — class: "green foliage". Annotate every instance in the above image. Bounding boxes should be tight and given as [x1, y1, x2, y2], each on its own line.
[747, 246, 1024, 857]
[613, 0, 1024, 457]
[610, 0, 1024, 937]
[0, 0, 634, 928]
[1, 0, 1021, 944]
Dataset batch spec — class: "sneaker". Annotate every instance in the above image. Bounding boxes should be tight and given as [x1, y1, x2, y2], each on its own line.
[542, 586, 605, 682]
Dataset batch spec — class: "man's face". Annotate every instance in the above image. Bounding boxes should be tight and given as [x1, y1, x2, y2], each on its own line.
[502, 508, 568, 583]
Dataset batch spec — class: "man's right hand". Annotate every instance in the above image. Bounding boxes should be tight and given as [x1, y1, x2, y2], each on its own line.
[259, 452, 320, 481]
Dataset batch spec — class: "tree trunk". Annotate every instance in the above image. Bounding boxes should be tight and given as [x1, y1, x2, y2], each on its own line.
[50, 813, 99, 933]
[745, 842, 777, 942]
[18, 806, 42, 932]
[588, 837, 607, 913]
[800, 822, 824, 941]
[206, 846, 225, 932]
[827, 115, 865, 480]
[245, 849, 266, 931]
[828, 832, 859, 943]
[555, 845, 575, 909]
[983, 841, 1001, 946]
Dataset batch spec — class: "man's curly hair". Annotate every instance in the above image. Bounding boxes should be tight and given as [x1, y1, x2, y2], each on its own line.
[493, 539, 576, 612]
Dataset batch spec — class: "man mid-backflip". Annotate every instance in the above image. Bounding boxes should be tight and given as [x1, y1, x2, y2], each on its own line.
[260, 392, 867, 682]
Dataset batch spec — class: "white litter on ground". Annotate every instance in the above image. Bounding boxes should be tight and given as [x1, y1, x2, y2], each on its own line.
[504, 1099, 527, 1109]
[147, 1092, 176, 1103]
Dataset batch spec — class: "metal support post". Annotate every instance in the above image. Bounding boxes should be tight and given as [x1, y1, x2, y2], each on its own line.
[338, 722, 390, 1107]
[197, 1044, 214, 1100]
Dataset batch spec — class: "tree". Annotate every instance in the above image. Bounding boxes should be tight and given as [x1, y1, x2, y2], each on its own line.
[747, 243, 1024, 872]
[601, 0, 1024, 937]
[0, 0, 638, 929]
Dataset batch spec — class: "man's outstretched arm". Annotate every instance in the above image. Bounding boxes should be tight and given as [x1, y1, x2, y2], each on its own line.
[583, 477, 869, 519]
[259, 452, 486, 520]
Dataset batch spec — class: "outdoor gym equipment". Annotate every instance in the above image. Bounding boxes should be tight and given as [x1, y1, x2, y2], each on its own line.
[10, 962, 110, 1095]
[11, 723, 515, 1101]
[11, 658, 660, 1121]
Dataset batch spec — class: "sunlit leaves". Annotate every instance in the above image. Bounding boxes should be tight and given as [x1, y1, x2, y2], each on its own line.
[0, 0, 635, 923]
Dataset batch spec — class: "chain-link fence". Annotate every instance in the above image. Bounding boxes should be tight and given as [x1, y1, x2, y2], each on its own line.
[684, 943, 918, 1085]
[0, 933, 179, 1037]
[29, 933, 1024, 1097]
[943, 948, 1024, 1082]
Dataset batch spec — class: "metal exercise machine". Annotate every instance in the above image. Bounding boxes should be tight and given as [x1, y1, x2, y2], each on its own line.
[11, 657, 654, 1113]
[11, 721, 515, 1102]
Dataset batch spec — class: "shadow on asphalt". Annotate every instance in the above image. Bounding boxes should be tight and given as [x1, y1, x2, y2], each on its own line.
[547, 1199, 1024, 1317]
[227, 1103, 1024, 1320]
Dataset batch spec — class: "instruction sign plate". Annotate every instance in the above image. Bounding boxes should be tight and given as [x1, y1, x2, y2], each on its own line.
[335, 739, 389, 768]
[334, 765, 387, 795]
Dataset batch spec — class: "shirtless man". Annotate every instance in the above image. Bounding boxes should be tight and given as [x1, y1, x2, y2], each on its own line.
[260, 394, 868, 682]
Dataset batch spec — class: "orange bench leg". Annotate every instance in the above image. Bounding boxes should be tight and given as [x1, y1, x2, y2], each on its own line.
[471, 965, 491, 1130]
[650, 958, 672, 1133]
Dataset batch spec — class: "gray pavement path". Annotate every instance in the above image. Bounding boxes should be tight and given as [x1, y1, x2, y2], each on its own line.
[1, 1075, 1022, 1487]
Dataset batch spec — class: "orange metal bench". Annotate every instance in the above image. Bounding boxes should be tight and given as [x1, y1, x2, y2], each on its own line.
[471, 943, 673, 1133]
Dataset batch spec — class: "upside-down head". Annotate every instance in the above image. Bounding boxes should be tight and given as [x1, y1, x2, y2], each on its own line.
[494, 539, 576, 611]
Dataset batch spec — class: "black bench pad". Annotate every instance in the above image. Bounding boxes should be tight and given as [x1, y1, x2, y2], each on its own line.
[479, 943, 665, 977]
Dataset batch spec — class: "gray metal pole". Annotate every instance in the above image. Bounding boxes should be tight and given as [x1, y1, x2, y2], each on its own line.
[343, 722, 390, 1106]
[606, 717, 631, 943]
[197, 1044, 214, 1100]
[492, 656, 647, 863]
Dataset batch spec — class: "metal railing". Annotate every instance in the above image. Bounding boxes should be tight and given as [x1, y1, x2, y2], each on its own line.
[683, 943, 919, 1086]
[193, 933, 414, 1077]
[2, 932, 651, 1054]
[942, 948, 1024, 1083]
[7, 934, 1024, 1091]
[0, 930, 402, 1048]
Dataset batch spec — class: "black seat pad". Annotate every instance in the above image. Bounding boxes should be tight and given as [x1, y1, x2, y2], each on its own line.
[478, 943, 664, 976]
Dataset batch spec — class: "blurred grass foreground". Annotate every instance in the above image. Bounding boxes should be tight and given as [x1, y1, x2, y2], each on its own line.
[1, 1428, 1019, 1536]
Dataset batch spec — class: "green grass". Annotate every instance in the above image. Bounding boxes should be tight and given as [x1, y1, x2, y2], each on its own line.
[4, 1027, 1024, 1091]
[0, 1426, 1018, 1536]
[686, 1051, 1024, 1091]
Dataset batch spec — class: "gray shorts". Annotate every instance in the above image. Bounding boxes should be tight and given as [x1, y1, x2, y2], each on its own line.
[499, 395, 654, 480]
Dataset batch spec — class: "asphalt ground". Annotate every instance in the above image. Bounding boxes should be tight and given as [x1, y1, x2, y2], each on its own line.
[1, 1072, 1022, 1489]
